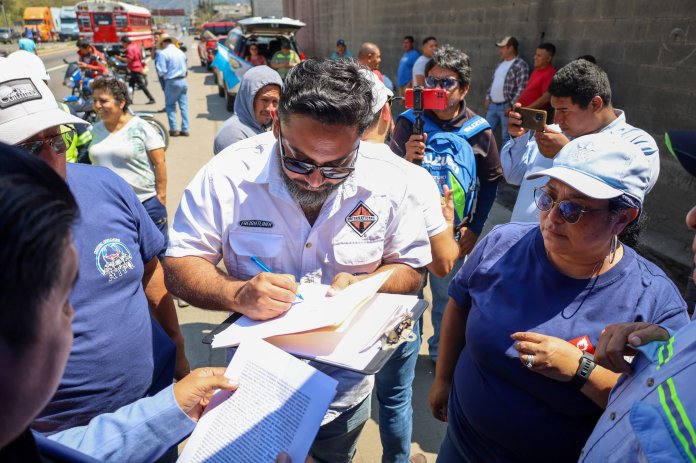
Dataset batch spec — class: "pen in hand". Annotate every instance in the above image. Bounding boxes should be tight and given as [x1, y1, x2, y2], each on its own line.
[250, 256, 304, 301]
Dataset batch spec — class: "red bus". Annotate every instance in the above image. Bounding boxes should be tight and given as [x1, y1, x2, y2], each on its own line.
[76, 0, 154, 51]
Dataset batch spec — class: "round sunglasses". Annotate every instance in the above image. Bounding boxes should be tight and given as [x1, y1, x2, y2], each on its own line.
[425, 75, 463, 90]
[533, 187, 605, 224]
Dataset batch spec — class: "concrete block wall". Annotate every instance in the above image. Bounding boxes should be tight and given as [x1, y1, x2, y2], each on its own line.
[284, 0, 696, 267]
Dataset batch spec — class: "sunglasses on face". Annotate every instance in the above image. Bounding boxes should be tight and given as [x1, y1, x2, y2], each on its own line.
[278, 126, 358, 180]
[425, 75, 462, 90]
[17, 130, 75, 157]
[533, 187, 605, 224]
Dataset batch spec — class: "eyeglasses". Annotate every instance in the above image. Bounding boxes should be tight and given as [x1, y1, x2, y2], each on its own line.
[534, 187, 605, 224]
[16, 130, 75, 157]
[425, 76, 462, 90]
[278, 126, 358, 180]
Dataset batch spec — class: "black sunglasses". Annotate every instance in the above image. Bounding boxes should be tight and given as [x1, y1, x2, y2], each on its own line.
[533, 187, 605, 224]
[278, 126, 358, 180]
[17, 130, 75, 157]
[425, 75, 463, 90]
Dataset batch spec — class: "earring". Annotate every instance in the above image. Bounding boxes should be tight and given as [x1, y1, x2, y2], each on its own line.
[609, 235, 618, 264]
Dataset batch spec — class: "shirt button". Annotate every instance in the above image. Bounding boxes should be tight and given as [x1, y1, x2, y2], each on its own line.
[609, 412, 616, 421]
[305, 242, 312, 248]
[646, 378, 654, 387]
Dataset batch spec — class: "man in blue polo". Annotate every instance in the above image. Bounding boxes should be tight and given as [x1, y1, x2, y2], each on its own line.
[397, 36, 419, 96]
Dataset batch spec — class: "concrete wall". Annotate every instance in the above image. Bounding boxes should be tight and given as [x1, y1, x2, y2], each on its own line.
[283, 0, 696, 267]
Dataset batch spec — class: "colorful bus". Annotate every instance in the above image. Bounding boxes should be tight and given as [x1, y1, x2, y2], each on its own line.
[75, 0, 153, 51]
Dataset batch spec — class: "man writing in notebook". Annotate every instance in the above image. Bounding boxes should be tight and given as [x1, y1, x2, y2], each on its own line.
[163, 58, 431, 463]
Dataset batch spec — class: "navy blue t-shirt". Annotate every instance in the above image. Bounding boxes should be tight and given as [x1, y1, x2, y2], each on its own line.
[33, 163, 168, 433]
[447, 223, 689, 463]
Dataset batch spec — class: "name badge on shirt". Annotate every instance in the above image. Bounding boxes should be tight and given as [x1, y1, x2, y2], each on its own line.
[568, 335, 595, 355]
[239, 220, 274, 228]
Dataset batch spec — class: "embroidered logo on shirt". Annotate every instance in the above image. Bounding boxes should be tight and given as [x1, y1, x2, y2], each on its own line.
[239, 220, 274, 228]
[345, 201, 378, 236]
[568, 335, 595, 355]
[94, 238, 135, 282]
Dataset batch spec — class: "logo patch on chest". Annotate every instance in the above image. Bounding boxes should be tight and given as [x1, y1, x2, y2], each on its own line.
[345, 201, 378, 236]
[568, 335, 595, 354]
[94, 238, 135, 282]
[239, 220, 274, 228]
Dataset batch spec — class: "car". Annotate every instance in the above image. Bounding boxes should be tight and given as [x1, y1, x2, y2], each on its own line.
[196, 21, 236, 70]
[0, 28, 14, 44]
[213, 16, 305, 112]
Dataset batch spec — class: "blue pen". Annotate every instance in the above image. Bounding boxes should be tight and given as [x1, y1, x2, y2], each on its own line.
[250, 256, 304, 300]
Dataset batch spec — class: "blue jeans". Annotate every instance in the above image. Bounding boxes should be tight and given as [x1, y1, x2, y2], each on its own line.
[485, 102, 510, 144]
[428, 258, 464, 362]
[375, 318, 422, 463]
[310, 395, 371, 463]
[142, 195, 169, 248]
[164, 78, 189, 132]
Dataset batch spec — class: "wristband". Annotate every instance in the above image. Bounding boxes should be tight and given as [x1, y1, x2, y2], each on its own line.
[569, 352, 596, 390]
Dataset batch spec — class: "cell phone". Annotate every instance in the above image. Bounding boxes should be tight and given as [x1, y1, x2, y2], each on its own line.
[404, 88, 447, 111]
[518, 107, 547, 131]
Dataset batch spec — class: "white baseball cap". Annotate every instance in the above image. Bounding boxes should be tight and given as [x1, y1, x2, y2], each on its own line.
[0, 58, 88, 145]
[526, 133, 650, 206]
[359, 68, 393, 115]
[8, 50, 50, 81]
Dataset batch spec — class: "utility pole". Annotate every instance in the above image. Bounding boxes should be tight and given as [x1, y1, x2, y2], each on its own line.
[0, 0, 10, 31]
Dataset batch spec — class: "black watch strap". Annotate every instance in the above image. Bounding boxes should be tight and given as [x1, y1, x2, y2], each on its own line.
[569, 352, 596, 389]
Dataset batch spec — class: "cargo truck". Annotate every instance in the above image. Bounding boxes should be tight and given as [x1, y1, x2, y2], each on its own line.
[23, 7, 55, 42]
[59, 7, 79, 41]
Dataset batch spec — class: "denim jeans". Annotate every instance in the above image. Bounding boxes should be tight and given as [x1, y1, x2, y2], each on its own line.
[310, 395, 371, 463]
[427, 258, 464, 362]
[485, 102, 510, 144]
[142, 195, 169, 248]
[375, 318, 422, 463]
[164, 78, 189, 132]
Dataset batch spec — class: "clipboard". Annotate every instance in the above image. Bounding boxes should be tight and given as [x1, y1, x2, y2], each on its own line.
[202, 296, 429, 375]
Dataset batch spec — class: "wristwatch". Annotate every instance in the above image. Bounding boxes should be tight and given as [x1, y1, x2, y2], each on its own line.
[569, 351, 596, 389]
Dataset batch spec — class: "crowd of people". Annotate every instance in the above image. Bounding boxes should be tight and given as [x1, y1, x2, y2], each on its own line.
[0, 28, 694, 463]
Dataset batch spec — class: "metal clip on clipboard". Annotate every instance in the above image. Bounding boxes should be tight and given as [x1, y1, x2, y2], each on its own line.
[380, 311, 416, 351]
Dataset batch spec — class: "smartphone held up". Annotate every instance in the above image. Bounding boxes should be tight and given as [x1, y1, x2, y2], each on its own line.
[518, 107, 547, 132]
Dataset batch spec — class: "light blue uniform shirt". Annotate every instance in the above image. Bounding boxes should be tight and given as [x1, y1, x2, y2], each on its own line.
[156, 44, 188, 80]
[43, 385, 195, 462]
[18, 37, 37, 54]
[580, 321, 696, 462]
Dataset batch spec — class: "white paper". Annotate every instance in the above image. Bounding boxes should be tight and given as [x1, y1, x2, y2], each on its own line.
[178, 339, 337, 463]
[211, 270, 393, 348]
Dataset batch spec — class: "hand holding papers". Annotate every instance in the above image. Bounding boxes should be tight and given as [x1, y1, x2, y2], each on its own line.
[179, 339, 337, 463]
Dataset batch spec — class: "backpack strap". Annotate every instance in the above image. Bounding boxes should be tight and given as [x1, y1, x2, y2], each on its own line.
[398, 110, 442, 135]
[456, 115, 490, 141]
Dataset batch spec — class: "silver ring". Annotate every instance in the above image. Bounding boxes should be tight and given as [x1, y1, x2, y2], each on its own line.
[526, 354, 534, 368]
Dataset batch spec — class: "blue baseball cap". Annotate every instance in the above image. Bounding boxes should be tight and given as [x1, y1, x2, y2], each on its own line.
[336, 39, 346, 46]
[526, 133, 650, 206]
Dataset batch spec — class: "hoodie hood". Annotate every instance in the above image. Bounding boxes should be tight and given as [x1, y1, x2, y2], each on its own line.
[234, 65, 283, 133]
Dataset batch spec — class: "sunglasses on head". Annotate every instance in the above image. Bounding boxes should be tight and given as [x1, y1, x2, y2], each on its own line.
[278, 126, 357, 180]
[533, 187, 606, 224]
[16, 129, 75, 157]
[425, 75, 462, 90]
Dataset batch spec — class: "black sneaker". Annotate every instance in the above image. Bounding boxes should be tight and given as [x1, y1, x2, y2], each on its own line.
[180, 131, 190, 137]
[146, 99, 156, 105]
[169, 130, 180, 137]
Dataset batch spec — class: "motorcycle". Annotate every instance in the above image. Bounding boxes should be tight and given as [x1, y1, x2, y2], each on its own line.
[62, 59, 169, 149]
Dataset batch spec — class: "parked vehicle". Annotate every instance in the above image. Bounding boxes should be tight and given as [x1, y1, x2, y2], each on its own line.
[196, 21, 236, 70]
[76, 0, 154, 52]
[0, 28, 13, 44]
[213, 16, 305, 112]
[59, 6, 80, 41]
[23, 6, 55, 42]
[51, 7, 61, 39]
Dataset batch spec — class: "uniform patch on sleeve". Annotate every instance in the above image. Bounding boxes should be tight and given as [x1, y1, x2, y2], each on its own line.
[345, 201, 378, 236]
[568, 335, 595, 354]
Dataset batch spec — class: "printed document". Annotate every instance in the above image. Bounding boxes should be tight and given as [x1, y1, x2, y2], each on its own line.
[178, 339, 337, 463]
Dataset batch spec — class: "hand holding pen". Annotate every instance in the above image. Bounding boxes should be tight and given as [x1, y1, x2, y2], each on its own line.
[229, 257, 301, 321]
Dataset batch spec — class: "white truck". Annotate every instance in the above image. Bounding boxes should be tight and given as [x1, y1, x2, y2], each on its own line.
[58, 6, 79, 41]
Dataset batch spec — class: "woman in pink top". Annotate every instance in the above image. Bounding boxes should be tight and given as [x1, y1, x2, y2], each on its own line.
[245, 44, 267, 66]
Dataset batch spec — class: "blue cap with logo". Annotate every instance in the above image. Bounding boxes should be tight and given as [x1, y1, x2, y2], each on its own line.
[526, 133, 650, 206]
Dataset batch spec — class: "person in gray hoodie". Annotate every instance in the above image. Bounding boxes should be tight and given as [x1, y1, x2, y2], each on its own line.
[213, 65, 283, 154]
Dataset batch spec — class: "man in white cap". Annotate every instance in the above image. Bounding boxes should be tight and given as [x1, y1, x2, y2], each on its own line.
[0, 58, 184, 435]
[360, 68, 458, 463]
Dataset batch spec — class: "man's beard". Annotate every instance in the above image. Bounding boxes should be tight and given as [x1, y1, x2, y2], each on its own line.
[279, 157, 346, 208]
